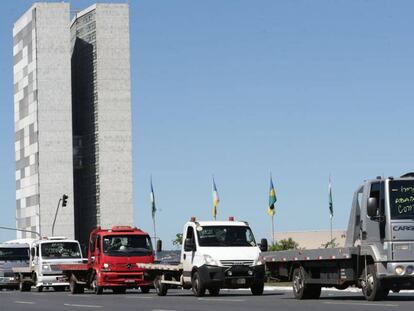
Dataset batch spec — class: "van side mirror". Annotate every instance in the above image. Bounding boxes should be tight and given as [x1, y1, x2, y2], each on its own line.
[259, 238, 268, 252]
[156, 240, 162, 252]
[367, 197, 378, 217]
[184, 238, 196, 252]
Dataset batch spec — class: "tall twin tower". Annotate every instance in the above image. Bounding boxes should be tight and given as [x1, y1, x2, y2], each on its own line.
[13, 3, 134, 245]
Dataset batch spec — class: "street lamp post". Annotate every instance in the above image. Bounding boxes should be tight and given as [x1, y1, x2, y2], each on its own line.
[0, 226, 41, 239]
[52, 194, 68, 236]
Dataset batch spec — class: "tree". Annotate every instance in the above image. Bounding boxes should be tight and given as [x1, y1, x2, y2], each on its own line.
[322, 237, 339, 248]
[172, 233, 183, 247]
[268, 237, 299, 251]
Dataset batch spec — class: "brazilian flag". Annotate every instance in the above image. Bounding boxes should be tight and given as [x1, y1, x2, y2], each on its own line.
[268, 177, 277, 216]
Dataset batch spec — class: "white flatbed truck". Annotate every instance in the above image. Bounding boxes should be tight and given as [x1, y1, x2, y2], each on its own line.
[138, 217, 267, 297]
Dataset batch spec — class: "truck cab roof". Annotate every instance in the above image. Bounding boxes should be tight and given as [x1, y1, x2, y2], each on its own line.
[190, 220, 250, 227]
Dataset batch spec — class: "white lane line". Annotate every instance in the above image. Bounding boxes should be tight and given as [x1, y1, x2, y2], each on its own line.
[14, 301, 35, 305]
[198, 297, 245, 302]
[125, 296, 153, 299]
[64, 303, 102, 308]
[67, 294, 95, 298]
[152, 309, 177, 311]
[322, 301, 399, 307]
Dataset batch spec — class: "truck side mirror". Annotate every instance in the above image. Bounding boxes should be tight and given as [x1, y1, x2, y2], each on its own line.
[184, 238, 196, 252]
[367, 197, 378, 217]
[30, 248, 35, 258]
[156, 240, 162, 252]
[260, 238, 268, 252]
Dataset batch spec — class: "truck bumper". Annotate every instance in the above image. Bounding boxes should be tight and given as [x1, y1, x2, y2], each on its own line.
[0, 276, 19, 288]
[198, 264, 265, 289]
[37, 274, 68, 287]
[98, 271, 152, 288]
[375, 262, 414, 289]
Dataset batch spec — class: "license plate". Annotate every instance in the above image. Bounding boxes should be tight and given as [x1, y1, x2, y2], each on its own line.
[236, 278, 246, 285]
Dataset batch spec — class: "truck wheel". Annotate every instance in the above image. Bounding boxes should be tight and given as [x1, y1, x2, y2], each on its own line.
[140, 286, 150, 294]
[361, 265, 385, 301]
[53, 286, 65, 292]
[292, 266, 320, 299]
[37, 286, 43, 292]
[19, 282, 31, 292]
[192, 272, 205, 297]
[92, 275, 103, 295]
[70, 276, 84, 294]
[250, 280, 264, 296]
[154, 276, 168, 296]
[208, 287, 220, 296]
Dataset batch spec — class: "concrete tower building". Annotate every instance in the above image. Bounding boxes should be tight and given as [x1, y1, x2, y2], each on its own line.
[13, 3, 74, 239]
[70, 4, 134, 245]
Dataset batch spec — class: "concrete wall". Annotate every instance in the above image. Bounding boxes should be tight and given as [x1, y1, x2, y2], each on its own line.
[274, 230, 347, 249]
[95, 4, 133, 228]
[13, 3, 74, 239]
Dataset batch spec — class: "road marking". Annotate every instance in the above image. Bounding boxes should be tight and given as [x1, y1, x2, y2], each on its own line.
[198, 297, 245, 302]
[125, 296, 153, 299]
[64, 303, 102, 308]
[14, 301, 35, 305]
[152, 309, 177, 311]
[322, 301, 399, 307]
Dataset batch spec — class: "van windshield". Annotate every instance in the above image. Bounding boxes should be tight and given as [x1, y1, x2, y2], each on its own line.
[41, 242, 82, 259]
[103, 235, 153, 256]
[197, 226, 256, 247]
[389, 180, 414, 220]
[0, 247, 29, 261]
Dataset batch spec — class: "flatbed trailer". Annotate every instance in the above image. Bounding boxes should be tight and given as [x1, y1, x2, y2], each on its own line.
[262, 175, 414, 301]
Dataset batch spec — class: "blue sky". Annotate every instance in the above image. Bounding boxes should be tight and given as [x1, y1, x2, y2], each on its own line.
[1, 1, 414, 248]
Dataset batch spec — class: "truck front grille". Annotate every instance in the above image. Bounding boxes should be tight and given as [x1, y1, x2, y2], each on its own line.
[220, 260, 254, 267]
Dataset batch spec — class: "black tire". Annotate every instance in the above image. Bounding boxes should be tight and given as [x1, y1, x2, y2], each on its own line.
[92, 274, 103, 295]
[361, 265, 385, 301]
[140, 286, 150, 294]
[154, 276, 168, 296]
[112, 287, 126, 294]
[208, 287, 220, 296]
[37, 286, 43, 292]
[19, 282, 31, 292]
[53, 286, 66, 292]
[192, 272, 205, 297]
[292, 266, 320, 299]
[250, 280, 264, 296]
[69, 276, 84, 294]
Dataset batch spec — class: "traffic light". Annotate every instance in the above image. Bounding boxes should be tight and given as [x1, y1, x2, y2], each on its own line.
[62, 194, 68, 207]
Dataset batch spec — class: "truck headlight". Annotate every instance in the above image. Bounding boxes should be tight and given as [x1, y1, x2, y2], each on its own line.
[255, 255, 265, 266]
[395, 266, 405, 275]
[42, 264, 51, 271]
[102, 263, 112, 271]
[405, 266, 413, 275]
[204, 255, 220, 266]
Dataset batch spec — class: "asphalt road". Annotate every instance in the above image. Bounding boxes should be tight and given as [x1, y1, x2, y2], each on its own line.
[1, 287, 414, 311]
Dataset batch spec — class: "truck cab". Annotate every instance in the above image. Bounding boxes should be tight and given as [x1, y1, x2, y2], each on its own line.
[30, 237, 83, 291]
[346, 174, 414, 291]
[87, 226, 154, 294]
[180, 217, 265, 296]
[0, 242, 29, 290]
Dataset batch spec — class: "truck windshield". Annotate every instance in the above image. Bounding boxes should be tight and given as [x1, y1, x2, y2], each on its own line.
[41, 242, 82, 259]
[103, 235, 153, 256]
[197, 226, 257, 247]
[0, 247, 29, 261]
[389, 180, 414, 220]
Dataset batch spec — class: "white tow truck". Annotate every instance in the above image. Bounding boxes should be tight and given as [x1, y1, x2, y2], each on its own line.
[13, 237, 83, 292]
[138, 217, 267, 297]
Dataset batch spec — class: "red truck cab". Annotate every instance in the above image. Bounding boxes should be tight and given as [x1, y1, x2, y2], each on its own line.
[87, 226, 154, 294]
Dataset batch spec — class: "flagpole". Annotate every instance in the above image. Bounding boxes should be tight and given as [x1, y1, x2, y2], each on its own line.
[271, 215, 275, 246]
[153, 216, 157, 254]
[330, 215, 332, 247]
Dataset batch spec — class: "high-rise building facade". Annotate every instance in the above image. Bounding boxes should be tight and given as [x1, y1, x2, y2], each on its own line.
[13, 3, 74, 239]
[70, 4, 134, 245]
